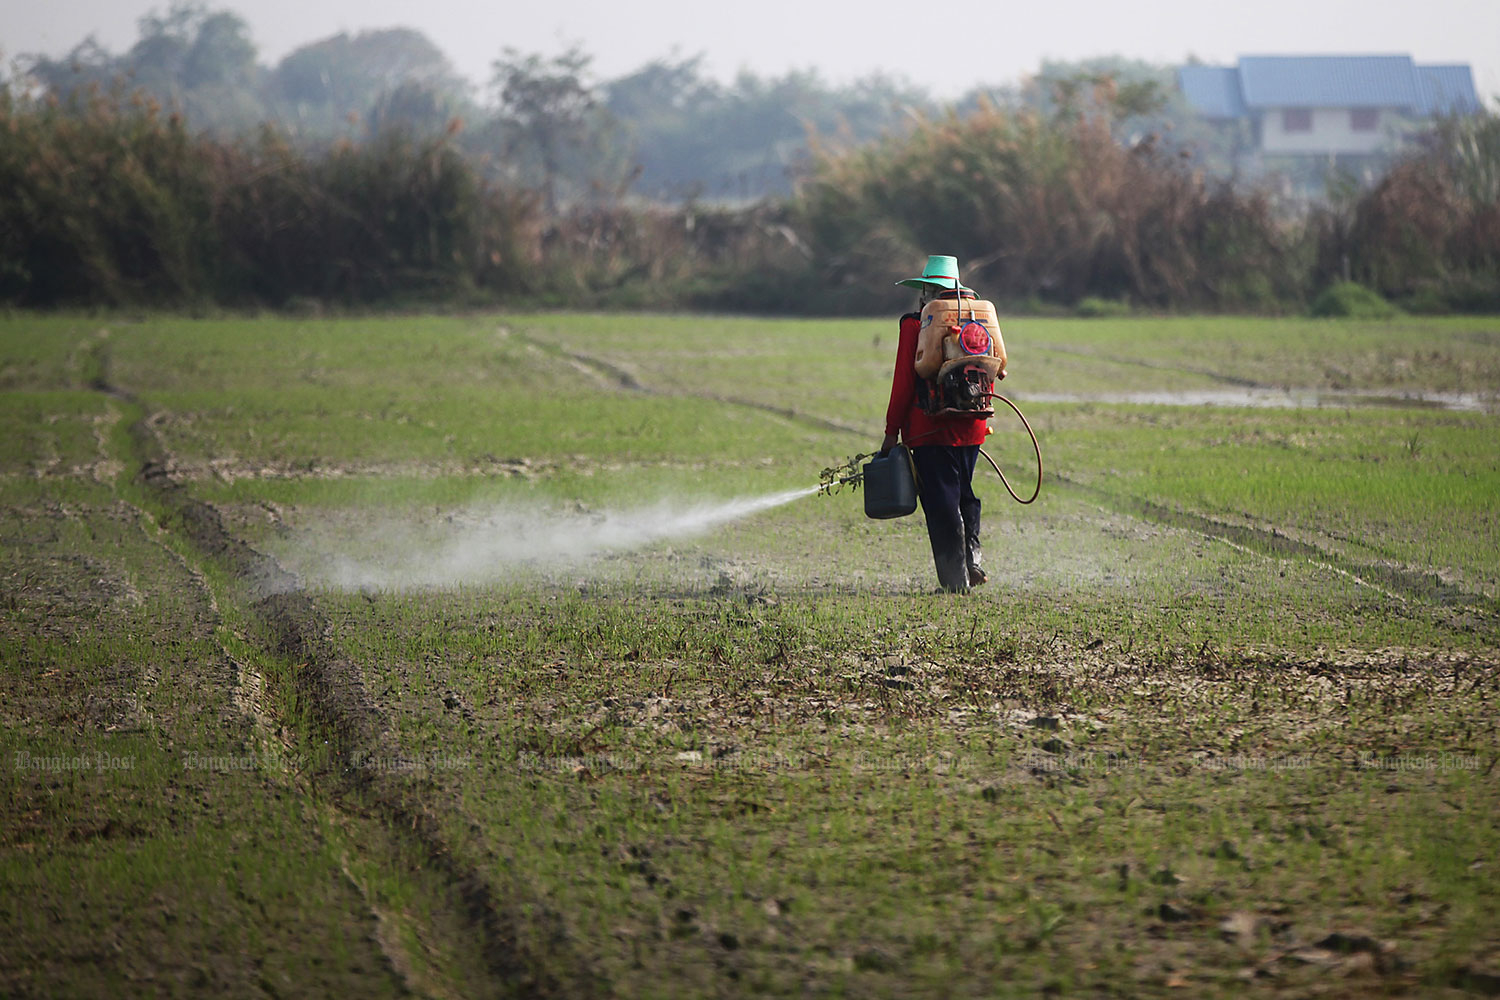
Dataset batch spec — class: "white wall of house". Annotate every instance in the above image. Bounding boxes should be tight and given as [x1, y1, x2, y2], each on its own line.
[1259, 107, 1396, 155]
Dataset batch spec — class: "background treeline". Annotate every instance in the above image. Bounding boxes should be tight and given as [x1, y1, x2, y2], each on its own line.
[18, 5, 946, 205]
[4, 4, 1497, 314]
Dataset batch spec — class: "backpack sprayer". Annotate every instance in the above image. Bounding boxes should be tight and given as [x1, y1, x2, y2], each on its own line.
[820, 294, 1042, 515]
[914, 293, 1007, 418]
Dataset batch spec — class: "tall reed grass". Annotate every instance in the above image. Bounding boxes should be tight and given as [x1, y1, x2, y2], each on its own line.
[0, 84, 538, 308]
[1, 81, 1494, 314]
[0, 86, 217, 305]
[1313, 115, 1500, 312]
[794, 101, 1304, 311]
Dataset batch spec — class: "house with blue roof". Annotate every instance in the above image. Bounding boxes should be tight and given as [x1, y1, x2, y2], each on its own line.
[1179, 55, 1481, 161]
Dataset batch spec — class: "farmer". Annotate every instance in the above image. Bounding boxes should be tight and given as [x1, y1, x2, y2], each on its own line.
[880, 255, 991, 593]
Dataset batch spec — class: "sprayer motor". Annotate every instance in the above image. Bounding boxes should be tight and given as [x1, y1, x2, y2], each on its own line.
[945, 364, 994, 415]
[917, 363, 995, 418]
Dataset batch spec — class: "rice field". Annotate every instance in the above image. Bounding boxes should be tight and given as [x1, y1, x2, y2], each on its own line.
[2, 311, 1497, 998]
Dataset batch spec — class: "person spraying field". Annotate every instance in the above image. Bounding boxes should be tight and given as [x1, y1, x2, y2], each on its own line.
[879, 255, 1038, 593]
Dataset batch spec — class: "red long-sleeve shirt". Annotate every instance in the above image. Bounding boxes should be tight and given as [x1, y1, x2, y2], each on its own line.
[884, 312, 988, 448]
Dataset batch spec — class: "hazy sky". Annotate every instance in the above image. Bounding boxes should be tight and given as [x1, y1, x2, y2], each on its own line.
[7, 0, 1499, 101]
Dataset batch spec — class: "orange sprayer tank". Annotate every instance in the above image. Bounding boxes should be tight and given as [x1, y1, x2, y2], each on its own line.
[914, 298, 1006, 381]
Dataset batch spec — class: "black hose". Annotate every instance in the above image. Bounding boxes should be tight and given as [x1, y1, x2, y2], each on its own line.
[979, 393, 1042, 504]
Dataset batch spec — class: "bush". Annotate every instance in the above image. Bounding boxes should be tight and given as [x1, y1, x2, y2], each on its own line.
[1314, 115, 1500, 314]
[1074, 296, 1133, 317]
[1308, 282, 1401, 318]
[1399, 287, 1453, 315]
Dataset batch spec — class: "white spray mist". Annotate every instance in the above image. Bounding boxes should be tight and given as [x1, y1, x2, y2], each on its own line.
[301, 485, 819, 592]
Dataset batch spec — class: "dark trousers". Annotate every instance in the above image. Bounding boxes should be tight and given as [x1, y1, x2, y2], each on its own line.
[910, 445, 981, 592]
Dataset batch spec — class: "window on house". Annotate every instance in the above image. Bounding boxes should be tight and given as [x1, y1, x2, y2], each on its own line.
[1351, 108, 1379, 131]
[1283, 108, 1313, 132]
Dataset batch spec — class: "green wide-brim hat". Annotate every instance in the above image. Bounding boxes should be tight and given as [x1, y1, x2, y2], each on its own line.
[896, 254, 973, 292]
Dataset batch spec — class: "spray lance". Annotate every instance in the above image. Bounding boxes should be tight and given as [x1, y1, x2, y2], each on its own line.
[820, 281, 1041, 514]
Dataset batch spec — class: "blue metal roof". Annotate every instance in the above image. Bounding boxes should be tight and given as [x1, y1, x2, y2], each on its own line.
[1239, 55, 1420, 109]
[1177, 55, 1483, 118]
[1417, 65, 1483, 115]
[1177, 66, 1246, 119]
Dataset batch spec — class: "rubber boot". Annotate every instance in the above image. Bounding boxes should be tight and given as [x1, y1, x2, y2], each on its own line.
[911, 444, 979, 594]
[924, 509, 970, 593]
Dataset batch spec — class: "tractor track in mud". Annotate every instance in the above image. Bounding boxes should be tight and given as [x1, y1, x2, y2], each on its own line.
[1029, 343, 1270, 388]
[1051, 472, 1496, 613]
[517, 331, 866, 437]
[93, 344, 599, 1000]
